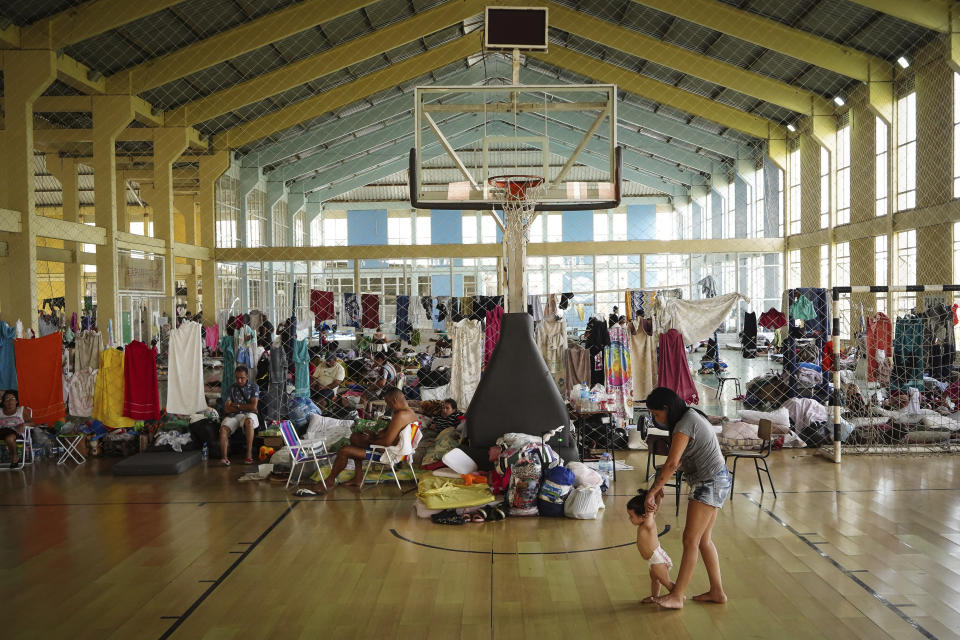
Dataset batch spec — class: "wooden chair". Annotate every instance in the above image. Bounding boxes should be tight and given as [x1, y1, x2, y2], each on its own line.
[725, 418, 776, 497]
[646, 432, 683, 515]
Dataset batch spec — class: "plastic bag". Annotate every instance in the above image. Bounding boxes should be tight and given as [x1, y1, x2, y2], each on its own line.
[564, 485, 603, 519]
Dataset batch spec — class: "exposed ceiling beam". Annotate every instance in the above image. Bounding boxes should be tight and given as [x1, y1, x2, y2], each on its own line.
[846, 0, 951, 32]
[5, 95, 163, 127]
[549, 2, 834, 118]
[517, 66, 746, 159]
[241, 65, 488, 168]
[165, 0, 485, 126]
[34, 127, 206, 149]
[107, 0, 379, 94]
[21, 0, 184, 50]
[529, 47, 784, 141]
[223, 32, 483, 150]
[633, 0, 895, 122]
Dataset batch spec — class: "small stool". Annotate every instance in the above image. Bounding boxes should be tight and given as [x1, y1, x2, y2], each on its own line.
[57, 434, 86, 465]
[715, 373, 741, 399]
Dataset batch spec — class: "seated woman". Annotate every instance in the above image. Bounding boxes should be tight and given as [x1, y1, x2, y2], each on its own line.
[0, 391, 33, 468]
[430, 398, 465, 436]
[296, 387, 416, 494]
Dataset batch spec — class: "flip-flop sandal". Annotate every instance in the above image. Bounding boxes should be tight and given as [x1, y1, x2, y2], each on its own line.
[293, 488, 318, 497]
[221, 459, 231, 466]
[468, 512, 485, 523]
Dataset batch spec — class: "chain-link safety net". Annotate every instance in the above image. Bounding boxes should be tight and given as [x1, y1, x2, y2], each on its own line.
[4, 1, 957, 459]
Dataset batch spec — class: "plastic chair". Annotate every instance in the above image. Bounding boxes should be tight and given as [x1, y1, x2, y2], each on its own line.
[725, 418, 776, 497]
[361, 422, 422, 493]
[277, 419, 333, 489]
[1, 426, 34, 471]
[646, 432, 683, 515]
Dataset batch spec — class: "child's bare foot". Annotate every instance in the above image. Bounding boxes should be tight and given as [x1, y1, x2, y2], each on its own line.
[692, 590, 727, 604]
[654, 593, 686, 609]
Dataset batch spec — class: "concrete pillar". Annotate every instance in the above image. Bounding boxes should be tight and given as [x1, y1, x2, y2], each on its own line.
[198, 152, 231, 322]
[46, 154, 84, 316]
[175, 195, 199, 314]
[152, 128, 191, 321]
[237, 167, 262, 312]
[799, 134, 822, 236]
[0, 51, 56, 331]
[849, 94, 878, 314]
[116, 171, 129, 233]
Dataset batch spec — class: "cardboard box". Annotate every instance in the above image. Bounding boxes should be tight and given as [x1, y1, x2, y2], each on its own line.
[261, 436, 284, 449]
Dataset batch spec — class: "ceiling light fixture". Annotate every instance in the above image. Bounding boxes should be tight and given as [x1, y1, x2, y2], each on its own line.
[787, 123, 796, 132]
[897, 56, 910, 69]
[833, 96, 845, 107]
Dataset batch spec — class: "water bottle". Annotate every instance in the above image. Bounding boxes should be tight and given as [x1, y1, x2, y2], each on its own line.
[202, 443, 209, 460]
[579, 382, 590, 411]
[598, 452, 613, 486]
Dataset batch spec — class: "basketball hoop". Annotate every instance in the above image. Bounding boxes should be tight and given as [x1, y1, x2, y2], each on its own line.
[488, 175, 545, 230]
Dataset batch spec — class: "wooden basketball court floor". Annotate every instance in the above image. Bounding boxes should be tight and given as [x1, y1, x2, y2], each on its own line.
[2, 445, 958, 640]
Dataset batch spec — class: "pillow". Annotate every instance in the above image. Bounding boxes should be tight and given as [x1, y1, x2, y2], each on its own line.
[902, 430, 952, 444]
[845, 416, 891, 427]
[719, 422, 763, 451]
[920, 415, 960, 432]
[739, 408, 790, 427]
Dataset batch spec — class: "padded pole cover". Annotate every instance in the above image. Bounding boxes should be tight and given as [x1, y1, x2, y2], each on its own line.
[465, 313, 578, 467]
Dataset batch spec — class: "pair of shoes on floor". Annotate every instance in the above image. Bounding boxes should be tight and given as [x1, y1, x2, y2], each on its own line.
[431, 509, 466, 525]
[479, 504, 507, 522]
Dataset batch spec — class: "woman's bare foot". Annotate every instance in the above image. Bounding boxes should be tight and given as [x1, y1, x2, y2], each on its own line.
[692, 590, 727, 604]
[640, 596, 658, 604]
[654, 593, 686, 609]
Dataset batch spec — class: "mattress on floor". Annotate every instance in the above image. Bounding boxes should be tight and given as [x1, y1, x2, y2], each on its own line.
[112, 450, 203, 476]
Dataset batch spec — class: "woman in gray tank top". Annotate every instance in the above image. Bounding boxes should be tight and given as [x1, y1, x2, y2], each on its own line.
[644, 387, 732, 609]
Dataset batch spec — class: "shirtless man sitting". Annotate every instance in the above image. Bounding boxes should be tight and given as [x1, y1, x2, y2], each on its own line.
[301, 387, 415, 493]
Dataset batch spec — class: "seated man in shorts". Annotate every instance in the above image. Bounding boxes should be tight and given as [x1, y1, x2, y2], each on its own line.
[311, 351, 345, 407]
[300, 387, 416, 493]
[219, 365, 259, 466]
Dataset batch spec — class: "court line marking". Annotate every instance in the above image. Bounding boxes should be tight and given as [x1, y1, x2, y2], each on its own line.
[743, 494, 938, 640]
[389, 525, 669, 555]
[157, 502, 298, 640]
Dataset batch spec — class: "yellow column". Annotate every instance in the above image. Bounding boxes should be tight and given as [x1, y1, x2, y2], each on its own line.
[46, 154, 84, 316]
[152, 128, 191, 321]
[175, 195, 199, 314]
[0, 51, 56, 331]
[93, 96, 135, 340]
[116, 171, 129, 233]
[198, 152, 231, 321]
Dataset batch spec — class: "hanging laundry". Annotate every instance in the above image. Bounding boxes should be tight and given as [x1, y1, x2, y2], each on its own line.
[68, 368, 97, 417]
[654, 293, 747, 346]
[559, 292, 574, 310]
[361, 294, 380, 329]
[535, 315, 567, 383]
[527, 295, 543, 322]
[564, 344, 590, 395]
[449, 319, 484, 409]
[484, 306, 504, 368]
[630, 317, 658, 401]
[343, 293, 360, 328]
[310, 290, 335, 321]
[604, 324, 632, 423]
[698, 275, 718, 298]
[293, 339, 310, 398]
[575, 303, 585, 321]
[421, 296, 435, 324]
[0, 320, 18, 390]
[543, 293, 558, 319]
[93, 349, 135, 429]
[657, 329, 699, 405]
[742, 311, 758, 359]
[758, 308, 787, 330]
[204, 323, 220, 351]
[123, 340, 161, 421]
[585, 317, 610, 387]
[396, 295, 411, 342]
[435, 297, 448, 322]
[790, 296, 817, 321]
[460, 296, 474, 319]
[75, 330, 103, 372]
[14, 332, 65, 424]
[219, 334, 236, 403]
[166, 321, 207, 415]
[891, 315, 924, 392]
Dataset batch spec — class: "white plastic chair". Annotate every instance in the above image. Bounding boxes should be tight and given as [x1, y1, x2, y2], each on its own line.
[2, 426, 34, 471]
[361, 422, 422, 492]
[277, 420, 333, 489]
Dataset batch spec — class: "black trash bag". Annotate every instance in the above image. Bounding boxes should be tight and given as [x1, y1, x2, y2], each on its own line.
[799, 421, 831, 448]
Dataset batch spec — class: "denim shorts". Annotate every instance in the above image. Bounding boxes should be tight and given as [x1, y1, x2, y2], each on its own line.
[688, 468, 732, 508]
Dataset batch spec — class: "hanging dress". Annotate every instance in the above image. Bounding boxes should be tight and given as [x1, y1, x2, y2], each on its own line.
[535, 315, 568, 384]
[166, 320, 207, 415]
[293, 338, 309, 398]
[865, 312, 892, 384]
[361, 294, 380, 329]
[604, 324, 632, 422]
[93, 349, 135, 429]
[0, 320, 18, 390]
[484, 305, 504, 368]
[657, 328, 699, 405]
[395, 295, 411, 342]
[123, 340, 161, 421]
[219, 334, 236, 403]
[449, 319, 484, 409]
[564, 344, 591, 395]
[630, 318, 658, 402]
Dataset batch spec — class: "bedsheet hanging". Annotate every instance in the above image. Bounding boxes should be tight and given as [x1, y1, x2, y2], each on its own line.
[166, 321, 207, 415]
[123, 340, 161, 421]
[449, 319, 484, 409]
[604, 324, 632, 422]
[654, 293, 747, 346]
[93, 349, 135, 429]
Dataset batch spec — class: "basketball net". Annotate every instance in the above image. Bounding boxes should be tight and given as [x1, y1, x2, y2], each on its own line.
[488, 176, 545, 314]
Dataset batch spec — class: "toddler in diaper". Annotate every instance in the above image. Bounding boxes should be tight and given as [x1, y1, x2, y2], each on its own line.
[628, 491, 674, 603]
